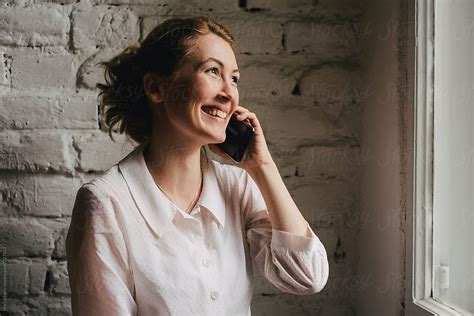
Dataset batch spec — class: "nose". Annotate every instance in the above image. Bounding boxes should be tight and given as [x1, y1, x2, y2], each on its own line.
[217, 90, 231, 102]
[217, 80, 238, 105]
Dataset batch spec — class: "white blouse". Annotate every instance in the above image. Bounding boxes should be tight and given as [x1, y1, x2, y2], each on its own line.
[65, 145, 329, 315]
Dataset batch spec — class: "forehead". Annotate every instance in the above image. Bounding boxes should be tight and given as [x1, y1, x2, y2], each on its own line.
[187, 33, 237, 68]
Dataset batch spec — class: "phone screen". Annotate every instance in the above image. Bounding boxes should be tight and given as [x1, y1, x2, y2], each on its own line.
[217, 112, 255, 162]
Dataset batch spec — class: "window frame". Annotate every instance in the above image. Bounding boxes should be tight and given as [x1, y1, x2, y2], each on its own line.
[412, 0, 469, 314]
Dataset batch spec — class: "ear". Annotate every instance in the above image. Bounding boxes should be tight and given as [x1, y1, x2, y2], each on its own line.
[143, 73, 166, 104]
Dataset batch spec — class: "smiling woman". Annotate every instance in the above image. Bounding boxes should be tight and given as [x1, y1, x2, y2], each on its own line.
[65, 16, 329, 315]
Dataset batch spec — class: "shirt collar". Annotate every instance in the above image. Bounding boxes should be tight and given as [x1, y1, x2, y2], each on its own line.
[118, 145, 226, 238]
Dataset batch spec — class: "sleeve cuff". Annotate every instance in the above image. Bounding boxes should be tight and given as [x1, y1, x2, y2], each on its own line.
[270, 222, 320, 252]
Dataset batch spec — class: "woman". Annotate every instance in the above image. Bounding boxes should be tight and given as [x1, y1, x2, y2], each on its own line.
[66, 16, 329, 315]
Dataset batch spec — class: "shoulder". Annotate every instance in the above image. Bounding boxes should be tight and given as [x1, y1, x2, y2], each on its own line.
[71, 167, 125, 232]
[208, 159, 247, 182]
[77, 165, 128, 203]
[207, 158, 255, 192]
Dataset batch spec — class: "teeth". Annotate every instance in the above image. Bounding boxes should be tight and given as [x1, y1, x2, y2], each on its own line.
[203, 107, 227, 119]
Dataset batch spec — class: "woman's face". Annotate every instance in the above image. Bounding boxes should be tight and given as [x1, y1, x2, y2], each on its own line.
[160, 33, 240, 145]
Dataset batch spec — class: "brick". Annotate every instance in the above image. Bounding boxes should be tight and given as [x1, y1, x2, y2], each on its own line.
[56, 94, 99, 129]
[251, 293, 321, 315]
[275, 145, 361, 182]
[11, 53, 75, 90]
[246, 0, 312, 9]
[320, 305, 354, 316]
[52, 228, 68, 260]
[0, 6, 68, 46]
[49, 261, 70, 295]
[0, 93, 97, 129]
[219, 17, 283, 54]
[159, 0, 240, 13]
[0, 130, 75, 172]
[238, 63, 296, 98]
[141, 16, 168, 42]
[36, 0, 79, 3]
[324, 266, 367, 297]
[0, 53, 4, 86]
[4, 297, 26, 316]
[289, 183, 357, 226]
[300, 65, 360, 100]
[0, 190, 11, 216]
[252, 267, 280, 294]
[47, 306, 72, 316]
[72, 6, 139, 50]
[0, 219, 53, 258]
[6, 263, 29, 296]
[249, 102, 355, 150]
[316, 228, 357, 267]
[285, 21, 358, 58]
[0, 174, 81, 217]
[0, 52, 11, 86]
[92, 0, 167, 4]
[77, 48, 124, 90]
[313, 227, 338, 260]
[0, 174, 66, 216]
[29, 262, 48, 295]
[72, 130, 135, 172]
[317, 0, 360, 9]
[44, 219, 70, 260]
[0, 95, 55, 129]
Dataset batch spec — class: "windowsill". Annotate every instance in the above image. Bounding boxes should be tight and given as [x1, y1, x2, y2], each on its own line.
[414, 298, 465, 316]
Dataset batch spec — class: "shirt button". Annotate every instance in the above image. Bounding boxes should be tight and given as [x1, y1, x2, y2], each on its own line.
[210, 291, 219, 300]
[202, 259, 210, 267]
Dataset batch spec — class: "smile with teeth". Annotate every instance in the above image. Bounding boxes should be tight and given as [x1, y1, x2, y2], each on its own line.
[201, 107, 227, 119]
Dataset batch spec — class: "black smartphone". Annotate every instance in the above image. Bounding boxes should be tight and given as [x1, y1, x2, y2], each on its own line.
[217, 112, 255, 163]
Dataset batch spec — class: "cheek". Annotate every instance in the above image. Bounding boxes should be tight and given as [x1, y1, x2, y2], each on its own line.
[194, 78, 217, 99]
[164, 80, 200, 107]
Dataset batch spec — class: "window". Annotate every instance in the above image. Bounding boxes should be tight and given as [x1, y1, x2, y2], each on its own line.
[413, 0, 474, 314]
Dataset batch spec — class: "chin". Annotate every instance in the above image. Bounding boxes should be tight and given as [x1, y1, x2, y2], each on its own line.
[214, 133, 227, 144]
[207, 131, 226, 144]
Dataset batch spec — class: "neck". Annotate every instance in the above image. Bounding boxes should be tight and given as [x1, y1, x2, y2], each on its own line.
[143, 138, 206, 209]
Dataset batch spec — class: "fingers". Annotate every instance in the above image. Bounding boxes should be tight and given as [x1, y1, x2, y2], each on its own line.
[234, 105, 251, 120]
[233, 105, 262, 132]
[237, 111, 255, 121]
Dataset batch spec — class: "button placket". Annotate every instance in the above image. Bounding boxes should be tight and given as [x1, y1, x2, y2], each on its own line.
[201, 247, 219, 303]
[198, 219, 220, 306]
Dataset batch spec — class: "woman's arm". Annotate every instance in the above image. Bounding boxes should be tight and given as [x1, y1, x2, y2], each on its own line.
[209, 105, 312, 237]
[66, 184, 137, 315]
[246, 161, 311, 237]
[240, 168, 329, 294]
[209, 105, 329, 294]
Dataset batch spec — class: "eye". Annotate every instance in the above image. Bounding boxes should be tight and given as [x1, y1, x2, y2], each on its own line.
[207, 67, 239, 85]
[207, 67, 219, 75]
[231, 76, 240, 85]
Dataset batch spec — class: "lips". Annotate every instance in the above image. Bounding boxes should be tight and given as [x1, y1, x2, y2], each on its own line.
[201, 107, 226, 120]
[201, 104, 230, 114]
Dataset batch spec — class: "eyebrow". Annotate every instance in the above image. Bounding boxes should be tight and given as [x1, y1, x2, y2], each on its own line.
[195, 57, 240, 74]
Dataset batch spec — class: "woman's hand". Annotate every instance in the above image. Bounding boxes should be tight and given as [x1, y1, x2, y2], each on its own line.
[208, 105, 274, 173]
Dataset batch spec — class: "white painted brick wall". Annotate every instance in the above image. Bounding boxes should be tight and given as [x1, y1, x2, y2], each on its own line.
[12, 53, 76, 90]
[0, 0, 362, 314]
[0, 93, 98, 129]
[71, 5, 140, 50]
[0, 6, 69, 46]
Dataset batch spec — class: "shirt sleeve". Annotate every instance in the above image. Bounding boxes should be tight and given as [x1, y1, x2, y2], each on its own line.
[240, 170, 329, 295]
[65, 183, 137, 315]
